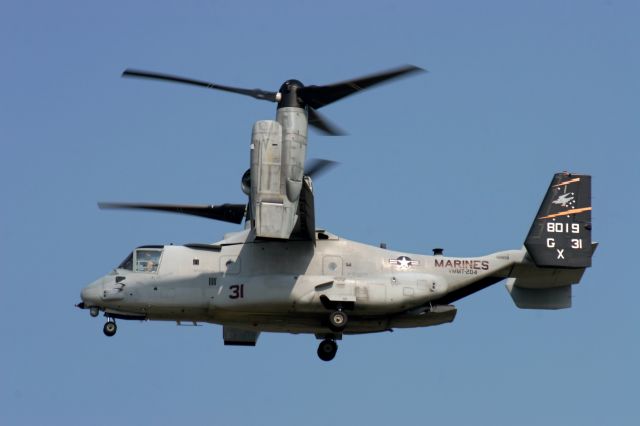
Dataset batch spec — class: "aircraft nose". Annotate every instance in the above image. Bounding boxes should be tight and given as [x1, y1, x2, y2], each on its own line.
[81, 279, 103, 306]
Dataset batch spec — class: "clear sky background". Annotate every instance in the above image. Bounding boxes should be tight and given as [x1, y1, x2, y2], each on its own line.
[1, 1, 638, 424]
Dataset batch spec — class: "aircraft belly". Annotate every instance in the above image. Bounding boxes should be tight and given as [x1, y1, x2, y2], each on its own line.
[145, 309, 210, 321]
[211, 306, 456, 334]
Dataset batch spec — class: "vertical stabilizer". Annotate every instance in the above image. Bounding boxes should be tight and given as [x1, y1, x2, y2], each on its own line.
[524, 173, 592, 268]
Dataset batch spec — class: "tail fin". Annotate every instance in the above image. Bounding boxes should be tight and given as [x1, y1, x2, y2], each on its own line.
[524, 172, 593, 268]
[506, 172, 594, 309]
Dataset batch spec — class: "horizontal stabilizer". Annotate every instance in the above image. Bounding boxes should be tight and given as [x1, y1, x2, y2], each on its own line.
[506, 280, 571, 309]
[509, 260, 587, 289]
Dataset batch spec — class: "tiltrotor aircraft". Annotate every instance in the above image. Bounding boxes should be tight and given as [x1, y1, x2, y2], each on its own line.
[77, 65, 595, 361]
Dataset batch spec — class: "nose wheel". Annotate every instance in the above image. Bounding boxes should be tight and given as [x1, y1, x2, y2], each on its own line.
[103, 319, 117, 337]
[317, 339, 338, 361]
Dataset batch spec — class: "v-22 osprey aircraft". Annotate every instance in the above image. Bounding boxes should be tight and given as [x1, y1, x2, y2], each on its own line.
[77, 66, 595, 361]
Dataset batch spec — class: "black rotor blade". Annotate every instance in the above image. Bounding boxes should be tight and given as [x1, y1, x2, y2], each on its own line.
[98, 202, 246, 224]
[122, 69, 278, 102]
[307, 107, 346, 136]
[305, 159, 338, 179]
[299, 64, 425, 110]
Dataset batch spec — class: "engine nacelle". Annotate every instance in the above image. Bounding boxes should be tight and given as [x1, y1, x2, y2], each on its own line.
[277, 107, 308, 203]
[250, 120, 297, 239]
[249, 106, 308, 239]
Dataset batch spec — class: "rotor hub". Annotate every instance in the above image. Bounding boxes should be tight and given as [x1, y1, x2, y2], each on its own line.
[277, 79, 305, 109]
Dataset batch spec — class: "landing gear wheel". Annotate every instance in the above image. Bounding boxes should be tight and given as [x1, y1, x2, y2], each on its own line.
[103, 321, 117, 337]
[329, 310, 348, 331]
[317, 339, 338, 361]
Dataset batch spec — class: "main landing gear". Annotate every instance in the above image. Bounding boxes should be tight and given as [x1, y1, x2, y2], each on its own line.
[319, 296, 352, 332]
[318, 303, 348, 361]
[317, 339, 338, 362]
[103, 318, 117, 337]
[328, 310, 348, 332]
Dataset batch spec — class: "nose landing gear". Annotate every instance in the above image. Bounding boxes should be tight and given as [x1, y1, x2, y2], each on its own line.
[317, 339, 338, 361]
[103, 319, 117, 337]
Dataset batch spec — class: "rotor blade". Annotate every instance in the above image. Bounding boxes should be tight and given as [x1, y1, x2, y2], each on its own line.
[122, 69, 278, 102]
[98, 202, 246, 224]
[308, 107, 346, 136]
[299, 64, 425, 109]
[305, 158, 338, 179]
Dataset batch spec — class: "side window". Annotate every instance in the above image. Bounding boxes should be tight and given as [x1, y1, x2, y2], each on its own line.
[118, 252, 134, 271]
[135, 249, 162, 273]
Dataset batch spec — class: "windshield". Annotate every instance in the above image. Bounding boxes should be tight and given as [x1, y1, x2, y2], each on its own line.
[135, 249, 162, 273]
[117, 248, 163, 272]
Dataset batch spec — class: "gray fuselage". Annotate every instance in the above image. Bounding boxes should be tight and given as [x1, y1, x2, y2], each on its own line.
[82, 229, 522, 335]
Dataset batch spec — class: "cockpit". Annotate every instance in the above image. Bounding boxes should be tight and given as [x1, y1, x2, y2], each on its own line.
[117, 246, 163, 273]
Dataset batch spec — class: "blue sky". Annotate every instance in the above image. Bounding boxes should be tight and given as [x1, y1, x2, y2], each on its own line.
[1, 1, 639, 424]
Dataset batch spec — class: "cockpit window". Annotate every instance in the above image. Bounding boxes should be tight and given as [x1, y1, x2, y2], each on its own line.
[118, 253, 134, 270]
[135, 249, 162, 273]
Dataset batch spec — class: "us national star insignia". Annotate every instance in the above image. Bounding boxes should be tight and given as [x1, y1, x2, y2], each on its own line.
[390, 256, 419, 270]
